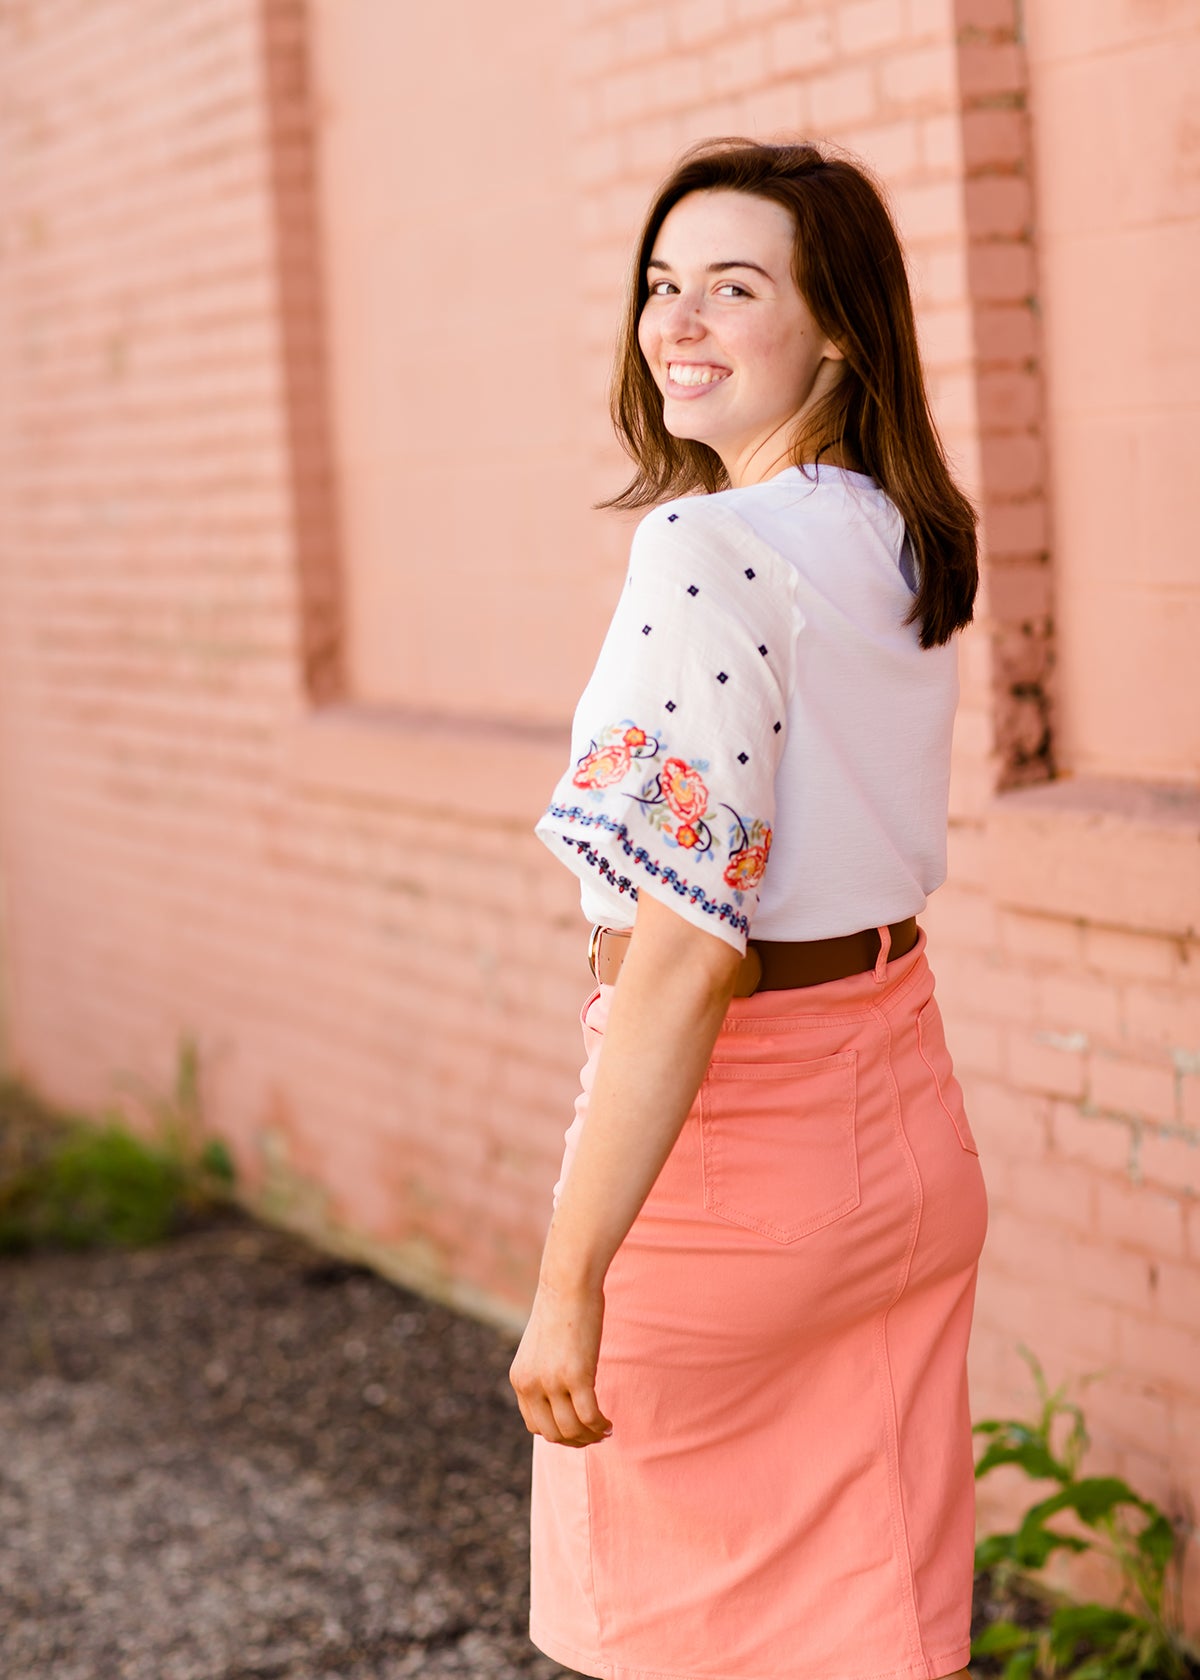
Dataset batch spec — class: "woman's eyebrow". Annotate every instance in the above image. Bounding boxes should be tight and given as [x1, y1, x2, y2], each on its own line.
[646, 257, 774, 280]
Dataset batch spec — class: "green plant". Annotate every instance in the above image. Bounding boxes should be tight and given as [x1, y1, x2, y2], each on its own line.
[972, 1346, 1195, 1680]
[0, 1035, 236, 1254]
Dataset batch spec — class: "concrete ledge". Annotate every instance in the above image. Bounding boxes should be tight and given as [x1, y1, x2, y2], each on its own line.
[986, 774, 1200, 938]
[277, 700, 567, 828]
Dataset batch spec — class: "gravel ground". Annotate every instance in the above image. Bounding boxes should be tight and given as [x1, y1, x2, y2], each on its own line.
[0, 1207, 585, 1680]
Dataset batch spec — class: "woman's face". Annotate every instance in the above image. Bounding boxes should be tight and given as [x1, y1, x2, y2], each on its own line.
[637, 188, 845, 488]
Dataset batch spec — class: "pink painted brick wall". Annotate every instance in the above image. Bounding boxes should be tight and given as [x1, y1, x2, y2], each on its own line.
[0, 0, 1197, 1623]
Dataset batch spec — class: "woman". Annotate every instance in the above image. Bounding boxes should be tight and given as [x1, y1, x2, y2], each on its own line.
[510, 137, 988, 1680]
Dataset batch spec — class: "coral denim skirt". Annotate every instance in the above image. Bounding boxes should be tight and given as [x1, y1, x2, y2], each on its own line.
[529, 925, 988, 1680]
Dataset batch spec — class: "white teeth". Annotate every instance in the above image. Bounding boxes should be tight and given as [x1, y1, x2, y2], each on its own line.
[669, 363, 729, 387]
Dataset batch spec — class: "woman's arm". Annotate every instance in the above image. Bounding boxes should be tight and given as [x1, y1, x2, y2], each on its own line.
[509, 889, 745, 1448]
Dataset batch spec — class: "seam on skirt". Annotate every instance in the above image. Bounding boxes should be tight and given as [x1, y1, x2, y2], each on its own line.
[711, 945, 932, 1031]
[871, 999, 931, 1674]
[583, 1431, 608, 1667]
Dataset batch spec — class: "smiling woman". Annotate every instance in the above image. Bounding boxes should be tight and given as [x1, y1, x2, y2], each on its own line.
[511, 137, 985, 1680]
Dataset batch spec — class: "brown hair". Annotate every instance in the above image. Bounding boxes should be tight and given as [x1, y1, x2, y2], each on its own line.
[599, 137, 978, 649]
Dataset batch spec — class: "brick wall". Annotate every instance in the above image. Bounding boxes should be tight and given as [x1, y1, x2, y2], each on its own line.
[0, 0, 1196, 1623]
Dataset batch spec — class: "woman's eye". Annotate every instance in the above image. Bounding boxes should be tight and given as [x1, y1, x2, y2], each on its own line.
[717, 282, 748, 298]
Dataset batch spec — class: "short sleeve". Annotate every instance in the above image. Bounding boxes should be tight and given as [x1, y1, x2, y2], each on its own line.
[533, 499, 800, 955]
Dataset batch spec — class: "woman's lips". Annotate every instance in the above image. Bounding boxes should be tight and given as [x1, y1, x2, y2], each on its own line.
[664, 364, 732, 399]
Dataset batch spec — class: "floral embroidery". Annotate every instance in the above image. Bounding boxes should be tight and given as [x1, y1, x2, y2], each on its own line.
[572, 723, 658, 790]
[568, 718, 773, 907]
[724, 820, 772, 890]
[544, 806, 752, 937]
[661, 757, 708, 823]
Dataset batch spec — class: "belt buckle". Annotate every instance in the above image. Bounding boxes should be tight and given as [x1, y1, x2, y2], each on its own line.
[587, 923, 605, 981]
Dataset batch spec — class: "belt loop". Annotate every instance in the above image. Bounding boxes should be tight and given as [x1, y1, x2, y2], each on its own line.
[872, 923, 891, 984]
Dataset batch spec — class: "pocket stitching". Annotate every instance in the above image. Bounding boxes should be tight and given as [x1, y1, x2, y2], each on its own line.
[916, 1000, 979, 1155]
[700, 1052, 860, 1244]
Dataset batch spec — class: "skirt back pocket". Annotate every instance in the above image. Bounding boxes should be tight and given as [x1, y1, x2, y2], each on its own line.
[699, 1052, 860, 1244]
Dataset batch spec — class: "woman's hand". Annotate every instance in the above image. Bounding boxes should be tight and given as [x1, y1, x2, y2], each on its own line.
[509, 1276, 613, 1448]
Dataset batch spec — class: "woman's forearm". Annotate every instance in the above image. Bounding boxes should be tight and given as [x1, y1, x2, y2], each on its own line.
[537, 900, 743, 1296]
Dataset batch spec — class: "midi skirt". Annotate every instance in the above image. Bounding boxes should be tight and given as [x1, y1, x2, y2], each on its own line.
[528, 924, 988, 1680]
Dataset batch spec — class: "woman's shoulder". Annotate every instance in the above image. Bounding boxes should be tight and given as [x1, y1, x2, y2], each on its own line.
[629, 488, 802, 608]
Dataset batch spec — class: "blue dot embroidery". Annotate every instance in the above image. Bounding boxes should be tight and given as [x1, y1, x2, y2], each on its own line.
[687, 584, 699, 597]
[758, 644, 768, 656]
[737, 752, 748, 764]
[744, 567, 756, 579]
[665, 700, 676, 712]
[668, 513, 679, 522]
[773, 720, 782, 732]
[716, 671, 728, 684]
[642, 624, 652, 635]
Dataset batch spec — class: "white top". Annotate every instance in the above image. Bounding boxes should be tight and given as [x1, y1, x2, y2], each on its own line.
[533, 464, 959, 955]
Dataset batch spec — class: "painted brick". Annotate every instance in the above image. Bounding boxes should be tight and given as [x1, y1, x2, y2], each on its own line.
[958, 1075, 1049, 1156]
[920, 111, 962, 173]
[1010, 1035, 1088, 1101]
[767, 13, 835, 75]
[972, 300, 1038, 360]
[1184, 1077, 1200, 1131]
[955, 0, 1018, 29]
[1037, 973, 1123, 1042]
[1007, 1159, 1096, 1237]
[962, 106, 1026, 171]
[996, 909, 1084, 967]
[835, 0, 906, 57]
[879, 42, 957, 107]
[618, 7, 671, 61]
[1084, 926, 1180, 986]
[809, 65, 878, 131]
[1061, 1239, 1157, 1315]
[1050, 1102, 1135, 1174]
[1095, 1180, 1187, 1261]
[957, 40, 1025, 100]
[980, 496, 1049, 558]
[1118, 1316, 1200, 1398]
[1122, 983, 1200, 1055]
[965, 175, 1033, 238]
[968, 240, 1035, 302]
[671, 0, 728, 48]
[1153, 1256, 1200, 1329]
[709, 29, 769, 95]
[1089, 1053, 1178, 1126]
[979, 433, 1042, 496]
[1138, 1128, 1200, 1196]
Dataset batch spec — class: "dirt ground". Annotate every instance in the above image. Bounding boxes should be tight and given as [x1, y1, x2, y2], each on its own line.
[0, 1206, 585, 1680]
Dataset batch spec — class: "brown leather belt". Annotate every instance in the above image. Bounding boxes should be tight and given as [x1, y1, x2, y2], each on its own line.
[587, 916, 919, 997]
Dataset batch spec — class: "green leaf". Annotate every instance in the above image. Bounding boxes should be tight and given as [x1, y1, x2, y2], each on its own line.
[976, 1437, 1071, 1482]
[1135, 1511, 1177, 1570]
[975, 1532, 1018, 1571]
[1023, 1476, 1150, 1532]
[973, 1620, 1035, 1656]
[1001, 1650, 1037, 1680]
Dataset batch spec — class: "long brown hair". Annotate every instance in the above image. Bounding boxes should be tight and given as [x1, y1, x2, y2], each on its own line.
[599, 137, 978, 649]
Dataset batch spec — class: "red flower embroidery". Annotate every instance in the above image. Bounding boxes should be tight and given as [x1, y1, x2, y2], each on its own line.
[661, 757, 709, 823]
[573, 742, 631, 789]
[675, 824, 702, 849]
[623, 726, 648, 747]
[723, 831, 772, 891]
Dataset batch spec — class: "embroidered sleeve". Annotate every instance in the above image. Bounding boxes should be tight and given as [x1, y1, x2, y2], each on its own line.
[533, 500, 800, 956]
